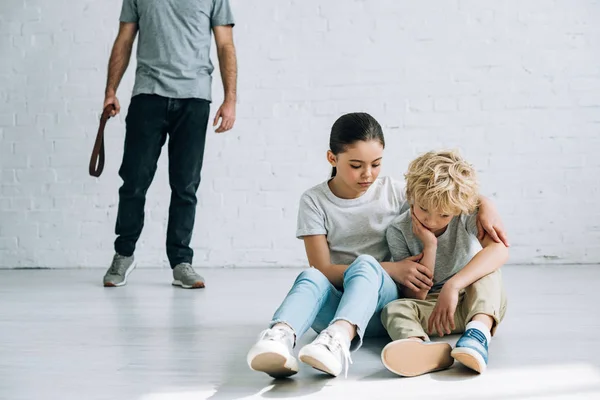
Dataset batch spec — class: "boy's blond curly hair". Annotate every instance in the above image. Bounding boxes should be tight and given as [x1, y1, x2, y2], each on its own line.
[405, 150, 479, 215]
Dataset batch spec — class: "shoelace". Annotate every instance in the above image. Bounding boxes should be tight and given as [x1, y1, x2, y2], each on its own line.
[464, 328, 488, 346]
[262, 328, 287, 341]
[108, 257, 128, 275]
[261, 328, 294, 349]
[313, 330, 353, 378]
[179, 264, 196, 277]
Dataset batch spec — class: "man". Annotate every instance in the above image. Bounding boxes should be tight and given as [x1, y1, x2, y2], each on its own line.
[102, 0, 237, 288]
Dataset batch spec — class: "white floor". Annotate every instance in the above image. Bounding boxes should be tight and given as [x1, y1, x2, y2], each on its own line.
[1, 266, 599, 400]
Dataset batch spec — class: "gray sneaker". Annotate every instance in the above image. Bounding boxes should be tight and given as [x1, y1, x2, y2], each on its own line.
[172, 263, 205, 289]
[103, 253, 136, 287]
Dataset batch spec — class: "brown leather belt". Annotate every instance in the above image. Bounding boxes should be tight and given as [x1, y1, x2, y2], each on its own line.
[89, 105, 116, 177]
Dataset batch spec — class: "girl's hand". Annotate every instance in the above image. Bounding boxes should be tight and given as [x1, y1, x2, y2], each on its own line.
[477, 200, 509, 247]
[382, 254, 433, 292]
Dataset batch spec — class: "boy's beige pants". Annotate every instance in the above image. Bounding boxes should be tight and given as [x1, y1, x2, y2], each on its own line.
[381, 270, 508, 341]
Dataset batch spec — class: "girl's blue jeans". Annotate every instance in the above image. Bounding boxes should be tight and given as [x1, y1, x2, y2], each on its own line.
[271, 254, 399, 350]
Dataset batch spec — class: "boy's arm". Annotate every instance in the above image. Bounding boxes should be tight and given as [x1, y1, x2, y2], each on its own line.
[428, 231, 509, 337]
[385, 220, 434, 299]
[404, 210, 437, 300]
[405, 244, 435, 299]
[445, 233, 509, 291]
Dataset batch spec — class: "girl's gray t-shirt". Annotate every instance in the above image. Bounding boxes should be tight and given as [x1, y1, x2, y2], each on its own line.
[296, 176, 408, 265]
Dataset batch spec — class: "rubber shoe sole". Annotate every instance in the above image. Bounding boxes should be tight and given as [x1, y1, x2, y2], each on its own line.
[451, 347, 487, 373]
[172, 279, 205, 289]
[298, 344, 341, 377]
[247, 342, 298, 378]
[381, 339, 454, 377]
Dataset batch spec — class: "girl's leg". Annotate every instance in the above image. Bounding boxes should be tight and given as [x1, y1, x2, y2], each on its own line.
[332, 254, 399, 349]
[298, 255, 399, 377]
[270, 267, 340, 337]
[247, 268, 338, 378]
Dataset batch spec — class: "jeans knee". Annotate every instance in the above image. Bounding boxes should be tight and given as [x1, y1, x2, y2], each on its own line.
[295, 267, 331, 292]
[344, 254, 382, 280]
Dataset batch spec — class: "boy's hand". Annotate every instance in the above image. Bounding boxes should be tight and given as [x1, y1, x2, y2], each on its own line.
[428, 283, 459, 337]
[382, 254, 433, 292]
[477, 200, 509, 247]
[412, 209, 437, 247]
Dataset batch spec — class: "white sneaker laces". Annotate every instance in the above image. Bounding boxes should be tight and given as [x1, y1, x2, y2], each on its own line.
[314, 329, 353, 378]
[260, 327, 295, 349]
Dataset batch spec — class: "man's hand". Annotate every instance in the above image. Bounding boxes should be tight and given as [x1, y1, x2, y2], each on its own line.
[412, 209, 437, 247]
[103, 92, 120, 117]
[213, 100, 236, 133]
[477, 199, 509, 247]
[428, 283, 459, 337]
[383, 254, 433, 292]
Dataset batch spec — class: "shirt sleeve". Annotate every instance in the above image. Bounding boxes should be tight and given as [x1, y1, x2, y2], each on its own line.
[386, 222, 413, 262]
[391, 177, 410, 214]
[296, 193, 327, 238]
[211, 0, 235, 27]
[464, 211, 479, 237]
[119, 0, 139, 23]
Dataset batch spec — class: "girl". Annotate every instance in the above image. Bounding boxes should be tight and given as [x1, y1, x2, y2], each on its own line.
[246, 112, 507, 379]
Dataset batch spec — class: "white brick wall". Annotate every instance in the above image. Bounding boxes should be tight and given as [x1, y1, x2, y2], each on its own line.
[1, 0, 599, 268]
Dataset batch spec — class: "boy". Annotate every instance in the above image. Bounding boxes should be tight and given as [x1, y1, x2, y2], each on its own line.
[380, 150, 508, 376]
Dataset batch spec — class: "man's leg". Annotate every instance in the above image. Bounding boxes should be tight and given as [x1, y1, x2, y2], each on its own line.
[105, 94, 168, 287]
[166, 98, 210, 288]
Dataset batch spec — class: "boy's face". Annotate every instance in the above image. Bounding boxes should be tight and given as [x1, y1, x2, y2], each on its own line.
[412, 201, 458, 235]
[328, 139, 383, 195]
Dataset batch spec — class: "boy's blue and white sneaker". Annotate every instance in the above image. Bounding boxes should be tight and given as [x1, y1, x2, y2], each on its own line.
[451, 327, 489, 373]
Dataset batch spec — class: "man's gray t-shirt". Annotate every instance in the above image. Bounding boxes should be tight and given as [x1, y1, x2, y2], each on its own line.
[296, 177, 409, 265]
[386, 210, 482, 292]
[120, 0, 235, 100]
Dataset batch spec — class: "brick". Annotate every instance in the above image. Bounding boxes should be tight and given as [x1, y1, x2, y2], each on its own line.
[0, 22, 22, 35]
[15, 112, 37, 126]
[0, 154, 28, 169]
[433, 98, 458, 112]
[15, 169, 56, 185]
[0, 113, 15, 127]
[0, 197, 11, 210]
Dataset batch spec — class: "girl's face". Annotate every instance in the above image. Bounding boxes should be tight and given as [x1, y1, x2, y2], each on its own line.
[328, 140, 384, 196]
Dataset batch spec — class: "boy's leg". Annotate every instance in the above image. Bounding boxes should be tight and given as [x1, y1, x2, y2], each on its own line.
[247, 268, 339, 378]
[452, 269, 507, 373]
[298, 254, 398, 377]
[462, 269, 508, 333]
[380, 296, 454, 377]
